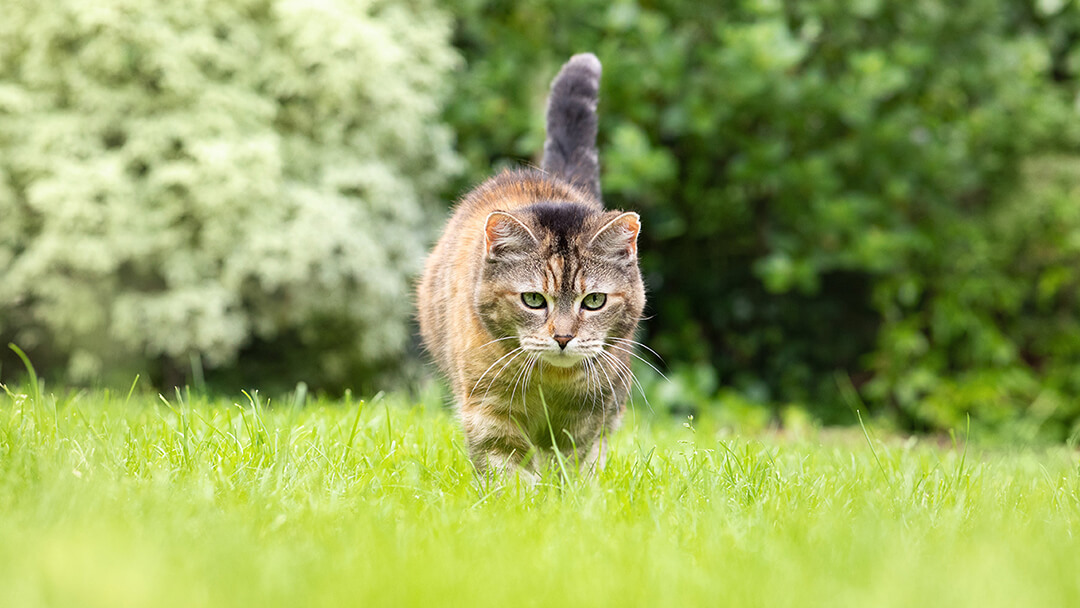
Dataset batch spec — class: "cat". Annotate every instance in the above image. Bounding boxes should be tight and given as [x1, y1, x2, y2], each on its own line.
[417, 53, 645, 482]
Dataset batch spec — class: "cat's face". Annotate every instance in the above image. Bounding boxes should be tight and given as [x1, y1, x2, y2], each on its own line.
[476, 202, 644, 368]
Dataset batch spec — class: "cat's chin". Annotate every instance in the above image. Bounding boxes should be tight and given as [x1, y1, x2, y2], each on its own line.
[541, 352, 587, 368]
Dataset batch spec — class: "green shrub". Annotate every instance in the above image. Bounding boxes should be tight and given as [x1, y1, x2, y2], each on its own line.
[0, 0, 460, 389]
[444, 0, 1079, 438]
[868, 155, 1080, 443]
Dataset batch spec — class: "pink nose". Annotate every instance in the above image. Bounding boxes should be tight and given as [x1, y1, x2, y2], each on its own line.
[553, 335, 573, 349]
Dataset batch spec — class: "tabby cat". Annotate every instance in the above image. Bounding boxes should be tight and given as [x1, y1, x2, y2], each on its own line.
[418, 53, 645, 481]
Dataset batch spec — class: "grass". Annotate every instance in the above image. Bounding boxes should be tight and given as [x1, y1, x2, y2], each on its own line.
[0, 384, 1078, 608]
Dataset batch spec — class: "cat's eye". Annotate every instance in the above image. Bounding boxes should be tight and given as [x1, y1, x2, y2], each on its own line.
[581, 292, 607, 311]
[521, 292, 547, 309]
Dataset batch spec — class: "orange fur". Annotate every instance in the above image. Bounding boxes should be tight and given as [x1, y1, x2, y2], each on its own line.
[418, 171, 599, 381]
[417, 55, 645, 480]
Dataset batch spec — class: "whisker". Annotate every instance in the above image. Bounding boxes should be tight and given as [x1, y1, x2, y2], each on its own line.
[591, 359, 608, 412]
[597, 351, 628, 393]
[582, 358, 599, 414]
[469, 346, 524, 399]
[521, 354, 541, 416]
[594, 355, 618, 403]
[598, 350, 637, 413]
[592, 359, 606, 418]
[472, 335, 518, 352]
[478, 348, 529, 411]
[508, 352, 536, 415]
[595, 357, 615, 441]
[605, 342, 669, 382]
[608, 337, 666, 367]
[498, 351, 532, 431]
[600, 350, 653, 413]
[591, 358, 609, 406]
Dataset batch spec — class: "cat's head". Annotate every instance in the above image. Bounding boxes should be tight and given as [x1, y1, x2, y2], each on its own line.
[476, 202, 644, 367]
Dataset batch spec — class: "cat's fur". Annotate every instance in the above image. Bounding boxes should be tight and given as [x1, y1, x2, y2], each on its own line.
[418, 54, 644, 480]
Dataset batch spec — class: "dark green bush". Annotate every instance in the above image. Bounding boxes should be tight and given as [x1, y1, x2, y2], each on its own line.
[444, 0, 1080, 439]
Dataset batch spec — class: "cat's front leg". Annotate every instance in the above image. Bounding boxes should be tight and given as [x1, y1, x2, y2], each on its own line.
[583, 432, 608, 474]
[461, 406, 540, 486]
[559, 410, 618, 476]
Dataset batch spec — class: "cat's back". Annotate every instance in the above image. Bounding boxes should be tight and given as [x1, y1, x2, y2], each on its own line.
[417, 169, 601, 375]
[444, 168, 600, 232]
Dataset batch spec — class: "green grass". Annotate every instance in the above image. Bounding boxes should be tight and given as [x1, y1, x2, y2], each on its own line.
[0, 385, 1077, 608]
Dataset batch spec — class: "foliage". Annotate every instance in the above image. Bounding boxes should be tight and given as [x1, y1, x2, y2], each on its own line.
[0, 0, 460, 389]
[870, 155, 1080, 444]
[443, 0, 1080, 438]
[1, 388, 1079, 607]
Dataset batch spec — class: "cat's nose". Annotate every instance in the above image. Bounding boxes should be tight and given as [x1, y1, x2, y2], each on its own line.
[553, 334, 574, 350]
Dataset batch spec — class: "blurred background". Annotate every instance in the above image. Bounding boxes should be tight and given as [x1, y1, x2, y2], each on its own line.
[4, 0, 1080, 442]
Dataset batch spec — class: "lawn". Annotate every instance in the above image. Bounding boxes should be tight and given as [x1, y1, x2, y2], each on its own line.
[0, 383, 1077, 607]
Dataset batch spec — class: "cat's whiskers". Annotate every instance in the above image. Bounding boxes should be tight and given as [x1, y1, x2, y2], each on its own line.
[609, 336, 665, 365]
[599, 358, 610, 440]
[604, 341, 669, 382]
[599, 349, 652, 413]
[469, 345, 525, 401]
[507, 355, 528, 404]
[471, 335, 519, 352]
[589, 358, 607, 415]
[485, 354, 531, 441]
[477, 347, 531, 411]
[594, 354, 618, 401]
[596, 349, 630, 397]
[588, 354, 618, 433]
[508, 351, 538, 417]
[600, 350, 636, 411]
[591, 358, 606, 416]
[520, 353, 543, 419]
[580, 357, 597, 411]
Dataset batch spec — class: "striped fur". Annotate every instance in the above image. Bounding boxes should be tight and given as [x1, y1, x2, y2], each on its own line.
[417, 55, 644, 481]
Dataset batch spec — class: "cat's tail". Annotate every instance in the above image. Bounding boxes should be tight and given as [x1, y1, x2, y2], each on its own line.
[542, 53, 602, 202]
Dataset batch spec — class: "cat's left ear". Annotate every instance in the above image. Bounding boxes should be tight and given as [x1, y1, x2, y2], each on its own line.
[485, 211, 538, 260]
[588, 212, 640, 264]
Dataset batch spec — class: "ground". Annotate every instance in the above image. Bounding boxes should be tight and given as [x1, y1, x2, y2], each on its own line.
[0, 386, 1077, 607]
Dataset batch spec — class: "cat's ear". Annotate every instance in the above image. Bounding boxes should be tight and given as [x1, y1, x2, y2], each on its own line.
[588, 212, 640, 264]
[484, 211, 538, 260]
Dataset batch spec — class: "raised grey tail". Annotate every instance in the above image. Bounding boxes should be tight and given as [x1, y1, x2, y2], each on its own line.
[542, 53, 602, 202]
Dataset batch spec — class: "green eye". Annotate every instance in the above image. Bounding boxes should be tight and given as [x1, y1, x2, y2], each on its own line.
[581, 293, 607, 310]
[521, 292, 546, 309]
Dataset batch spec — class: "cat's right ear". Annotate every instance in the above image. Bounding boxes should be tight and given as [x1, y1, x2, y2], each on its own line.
[588, 211, 640, 265]
[484, 211, 538, 260]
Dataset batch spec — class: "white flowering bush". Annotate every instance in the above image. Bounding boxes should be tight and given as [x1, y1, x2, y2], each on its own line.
[0, 0, 460, 387]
